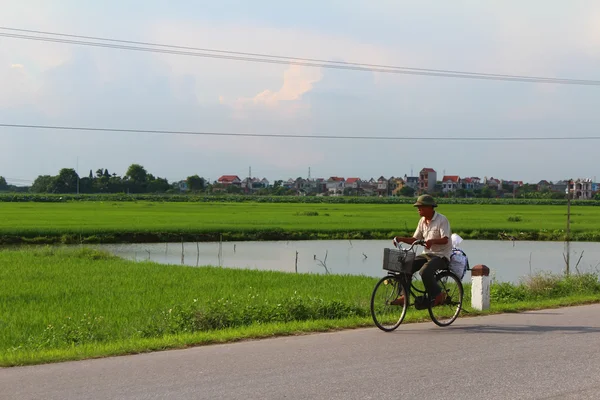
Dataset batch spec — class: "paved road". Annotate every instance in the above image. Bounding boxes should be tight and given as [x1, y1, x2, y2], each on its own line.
[2, 304, 600, 400]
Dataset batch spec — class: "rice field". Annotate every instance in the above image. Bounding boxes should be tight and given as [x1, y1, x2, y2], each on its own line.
[0, 201, 597, 243]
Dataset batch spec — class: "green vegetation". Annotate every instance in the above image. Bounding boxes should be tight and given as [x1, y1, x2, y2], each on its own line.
[3, 192, 600, 205]
[1, 247, 599, 366]
[0, 201, 597, 244]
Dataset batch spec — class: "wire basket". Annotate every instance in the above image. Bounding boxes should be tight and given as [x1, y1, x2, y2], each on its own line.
[383, 248, 415, 273]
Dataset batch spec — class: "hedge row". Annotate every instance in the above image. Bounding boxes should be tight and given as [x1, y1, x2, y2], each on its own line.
[1, 193, 598, 206]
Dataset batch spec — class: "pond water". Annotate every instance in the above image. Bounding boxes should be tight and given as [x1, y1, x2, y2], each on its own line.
[95, 239, 600, 283]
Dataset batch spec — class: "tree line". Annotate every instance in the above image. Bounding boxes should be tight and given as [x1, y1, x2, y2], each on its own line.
[0, 167, 597, 199]
[18, 164, 206, 194]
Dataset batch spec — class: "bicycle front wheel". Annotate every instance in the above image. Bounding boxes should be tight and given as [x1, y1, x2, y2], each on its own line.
[428, 270, 464, 327]
[370, 275, 408, 332]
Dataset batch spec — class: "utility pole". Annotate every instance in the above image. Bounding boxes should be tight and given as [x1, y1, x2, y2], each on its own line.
[76, 156, 80, 195]
[566, 179, 572, 276]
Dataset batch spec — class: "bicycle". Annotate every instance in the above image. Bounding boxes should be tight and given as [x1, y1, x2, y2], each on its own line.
[370, 239, 464, 331]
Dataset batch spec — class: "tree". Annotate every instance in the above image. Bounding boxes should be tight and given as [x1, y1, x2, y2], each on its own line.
[79, 177, 93, 193]
[88, 170, 93, 180]
[186, 175, 205, 191]
[125, 164, 148, 184]
[226, 184, 242, 194]
[0, 176, 7, 191]
[31, 175, 54, 193]
[103, 169, 110, 179]
[398, 186, 415, 197]
[49, 168, 79, 193]
[480, 186, 495, 198]
[96, 169, 104, 178]
[147, 177, 170, 193]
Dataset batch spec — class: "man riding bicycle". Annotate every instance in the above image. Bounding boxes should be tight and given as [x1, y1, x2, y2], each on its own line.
[392, 194, 452, 307]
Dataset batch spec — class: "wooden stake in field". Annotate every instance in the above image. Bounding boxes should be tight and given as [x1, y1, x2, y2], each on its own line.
[196, 242, 200, 267]
[566, 179, 572, 276]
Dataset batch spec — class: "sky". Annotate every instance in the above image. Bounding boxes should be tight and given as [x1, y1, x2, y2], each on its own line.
[1, 0, 600, 186]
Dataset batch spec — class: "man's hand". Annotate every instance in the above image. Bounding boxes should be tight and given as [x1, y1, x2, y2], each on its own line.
[393, 236, 417, 246]
[424, 237, 449, 249]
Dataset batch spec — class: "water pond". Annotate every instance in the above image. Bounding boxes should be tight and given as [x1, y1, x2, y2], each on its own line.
[95, 239, 600, 283]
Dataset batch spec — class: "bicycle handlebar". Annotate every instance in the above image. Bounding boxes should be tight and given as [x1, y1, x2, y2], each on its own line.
[393, 238, 425, 251]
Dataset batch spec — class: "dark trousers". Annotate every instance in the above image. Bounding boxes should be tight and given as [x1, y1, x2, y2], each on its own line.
[411, 255, 449, 298]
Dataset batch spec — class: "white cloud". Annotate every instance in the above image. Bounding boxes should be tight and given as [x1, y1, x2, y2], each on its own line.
[220, 65, 322, 119]
[249, 65, 322, 106]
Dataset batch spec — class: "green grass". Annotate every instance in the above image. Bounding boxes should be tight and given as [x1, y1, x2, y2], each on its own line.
[1, 247, 599, 366]
[0, 201, 598, 243]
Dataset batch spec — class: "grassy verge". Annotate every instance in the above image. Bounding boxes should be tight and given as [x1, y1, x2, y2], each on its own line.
[1, 247, 599, 367]
[1, 201, 600, 244]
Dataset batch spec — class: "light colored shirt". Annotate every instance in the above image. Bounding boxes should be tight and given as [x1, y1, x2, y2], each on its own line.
[413, 212, 452, 260]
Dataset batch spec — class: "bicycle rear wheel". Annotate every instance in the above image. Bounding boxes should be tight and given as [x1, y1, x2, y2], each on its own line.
[428, 270, 463, 327]
[370, 275, 408, 332]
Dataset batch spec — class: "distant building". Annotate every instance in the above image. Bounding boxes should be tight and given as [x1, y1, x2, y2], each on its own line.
[569, 178, 593, 199]
[419, 168, 437, 193]
[217, 175, 242, 187]
[461, 177, 481, 190]
[345, 178, 362, 189]
[441, 175, 460, 193]
[376, 176, 389, 196]
[403, 175, 419, 190]
[326, 177, 345, 195]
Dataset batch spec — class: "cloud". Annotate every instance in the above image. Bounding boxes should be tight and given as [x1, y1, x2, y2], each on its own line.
[221, 65, 322, 119]
[249, 65, 323, 106]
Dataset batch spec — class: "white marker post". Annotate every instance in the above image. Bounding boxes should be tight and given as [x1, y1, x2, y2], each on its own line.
[471, 264, 490, 311]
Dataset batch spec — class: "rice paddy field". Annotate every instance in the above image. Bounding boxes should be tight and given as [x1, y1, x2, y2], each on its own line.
[1, 247, 599, 366]
[0, 201, 598, 243]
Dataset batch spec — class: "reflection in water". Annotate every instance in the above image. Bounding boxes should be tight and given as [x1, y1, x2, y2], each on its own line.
[96, 240, 600, 284]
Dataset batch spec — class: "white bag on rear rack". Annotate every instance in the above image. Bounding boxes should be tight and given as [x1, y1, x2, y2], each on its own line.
[448, 234, 469, 279]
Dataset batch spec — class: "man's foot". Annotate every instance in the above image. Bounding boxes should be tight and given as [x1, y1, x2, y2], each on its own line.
[390, 296, 405, 306]
[432, 292, 447, 306]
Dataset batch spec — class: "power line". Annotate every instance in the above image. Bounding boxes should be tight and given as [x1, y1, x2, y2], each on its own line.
[4, 177, 33, 183]
[2, 123, 600, 141]
[1, 28, 600, 85]
[1, 26, 596, 84]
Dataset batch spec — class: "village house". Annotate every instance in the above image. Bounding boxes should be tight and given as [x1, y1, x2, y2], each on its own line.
[360, 178, 377, 196]
[537, 180, 551, 191]
[326, 177, 345, 195]
[441, 175, 460, 193]
[391, 177, 406, 196]
[376, 176, 389, 196]
[403, 175, 419, 190]
[345, 178, 362, 189]
[484, 177, 502, 189]
[461, 177, 481, 190]
[240, 177, 270, 192]
[217, 175, 242, 187]
[569, 178, 594, 199]
[304, 178, 327, 194]
[419, 168, 437, 194]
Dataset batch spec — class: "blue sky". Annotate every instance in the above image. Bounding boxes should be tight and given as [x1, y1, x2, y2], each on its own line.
[1, 1, 600, 185]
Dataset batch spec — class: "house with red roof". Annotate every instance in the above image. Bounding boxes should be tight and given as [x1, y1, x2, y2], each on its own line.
[217, 175, 242, 187]
[485, 177, 502, 189]
[441, 175, 460, 193]
[419, 168, 437, 194]
[326, 177, 345, 194]
[461, 177, 482, 190]
[345, 177, 362, 189]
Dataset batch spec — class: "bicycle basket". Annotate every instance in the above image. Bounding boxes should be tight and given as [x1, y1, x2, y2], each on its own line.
[383, 248, 415, 273]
